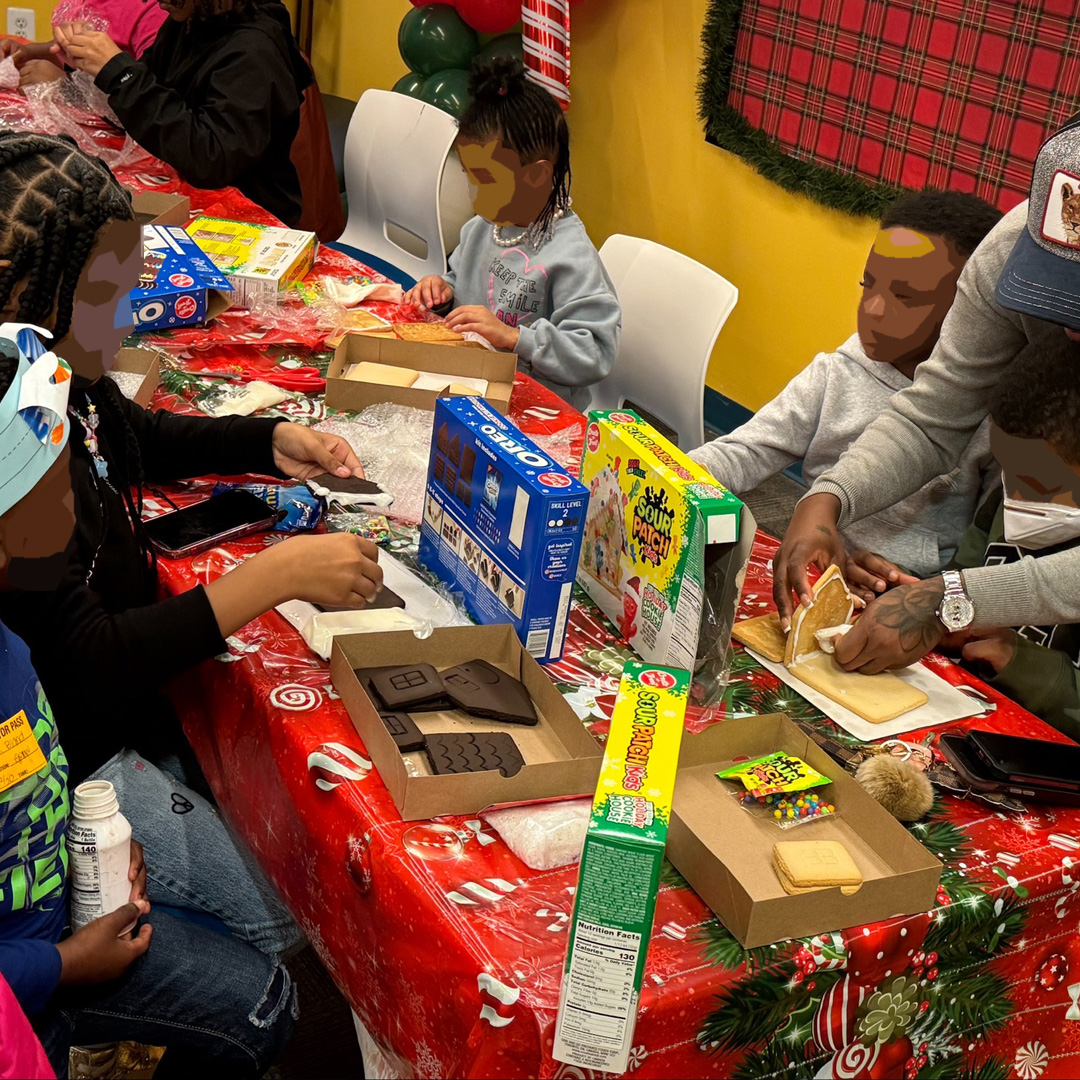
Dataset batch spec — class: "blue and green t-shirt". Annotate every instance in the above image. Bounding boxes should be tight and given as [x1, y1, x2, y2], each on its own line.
[0, 621, 69, 1015]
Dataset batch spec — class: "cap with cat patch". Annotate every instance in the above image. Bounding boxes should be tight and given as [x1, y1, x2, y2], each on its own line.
[996, 120, 1080, 330]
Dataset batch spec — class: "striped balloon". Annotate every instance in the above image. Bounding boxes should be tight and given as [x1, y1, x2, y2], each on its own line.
[522, 0, 571, 108]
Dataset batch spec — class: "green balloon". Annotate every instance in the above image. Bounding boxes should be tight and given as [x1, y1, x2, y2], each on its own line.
[420, 68, 472, 119]
[392, 72, 426, 98]
[399, 4, 479, 78]
[475, 32, 523, 66]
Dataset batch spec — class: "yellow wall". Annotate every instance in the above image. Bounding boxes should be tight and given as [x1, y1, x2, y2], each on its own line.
[307, 0, 879, 412]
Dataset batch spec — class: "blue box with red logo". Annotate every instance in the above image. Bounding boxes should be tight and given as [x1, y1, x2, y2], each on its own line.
[419, 396, 588, 663]
[130, 225, 233, 333]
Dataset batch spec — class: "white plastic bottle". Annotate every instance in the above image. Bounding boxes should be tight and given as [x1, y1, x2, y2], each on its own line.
[68, 781, 133, 931]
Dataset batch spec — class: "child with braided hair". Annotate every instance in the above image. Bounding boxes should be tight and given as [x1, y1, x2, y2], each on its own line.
[54, 0, 311, 226]
[0, 132, 384, 784]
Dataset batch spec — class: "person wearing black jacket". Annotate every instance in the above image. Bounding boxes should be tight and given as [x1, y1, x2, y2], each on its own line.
[55, 0, 311, 227]
[0, 132, 383, 782]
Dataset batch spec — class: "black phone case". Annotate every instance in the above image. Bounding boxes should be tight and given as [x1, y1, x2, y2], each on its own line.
[940, 733, 1080, 806]
[967, 730, 1080, 789]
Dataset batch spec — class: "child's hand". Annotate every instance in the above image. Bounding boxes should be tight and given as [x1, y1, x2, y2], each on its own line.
[128, 838, 148, 905]
[52, 22, 121, 78]
[445, 306, 520, 351]
[846, 549, 921, 604]
[56, 902, 152, 986]
[272, 422, 364, 481]
[961, 628, 1018, 675]
[19, 59, 64, 85]
[404, 276, 453, 310]
[270, 533, 384, 609]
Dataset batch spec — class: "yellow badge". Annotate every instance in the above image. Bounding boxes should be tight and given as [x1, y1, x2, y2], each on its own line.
[0, 711, 48, 793]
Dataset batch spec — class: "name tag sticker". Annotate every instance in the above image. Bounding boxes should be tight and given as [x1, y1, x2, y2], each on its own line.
[0, 710, 48, 793]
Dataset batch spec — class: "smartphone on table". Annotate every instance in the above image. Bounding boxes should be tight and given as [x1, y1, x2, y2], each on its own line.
[145, 489, 282, 558]
[939, 730, 1080, 805]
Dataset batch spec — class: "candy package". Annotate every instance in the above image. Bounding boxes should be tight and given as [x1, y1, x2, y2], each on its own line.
[717, 752, 837, 829]
[212, 483, 322, 533]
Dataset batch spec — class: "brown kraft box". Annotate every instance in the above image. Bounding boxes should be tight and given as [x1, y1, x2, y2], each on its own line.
[128, 190, 192, 228]
[110, 347, 161, 408]
[331, 624, 603, 821]
[325, 332, 516, 416]
[666, 713, 941, 948]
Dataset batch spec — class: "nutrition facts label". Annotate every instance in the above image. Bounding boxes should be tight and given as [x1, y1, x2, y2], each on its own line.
[553, 920, 642, 1073]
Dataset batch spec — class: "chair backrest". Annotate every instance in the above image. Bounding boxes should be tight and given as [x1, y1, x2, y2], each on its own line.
[592, 234, 738, 450]
[290, 56, 346, 242]
[338, 90, 472, 281]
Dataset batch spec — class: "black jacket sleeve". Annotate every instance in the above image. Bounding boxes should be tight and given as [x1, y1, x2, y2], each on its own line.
[116, 390, 286, 482]
[96, 36, 280, 192]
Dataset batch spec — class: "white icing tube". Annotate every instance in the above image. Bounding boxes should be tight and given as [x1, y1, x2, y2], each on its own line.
[815, 624, 853, 654]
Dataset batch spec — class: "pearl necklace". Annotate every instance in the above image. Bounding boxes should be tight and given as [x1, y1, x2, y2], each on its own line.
[492, 200, 572, 249]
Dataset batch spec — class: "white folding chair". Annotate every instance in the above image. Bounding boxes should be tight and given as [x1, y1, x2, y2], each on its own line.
[592, 235, 738, 449]
[336, 89, 473, 285]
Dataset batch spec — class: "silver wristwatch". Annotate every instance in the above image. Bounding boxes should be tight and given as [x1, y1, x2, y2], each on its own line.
[936, 570, 975, 632]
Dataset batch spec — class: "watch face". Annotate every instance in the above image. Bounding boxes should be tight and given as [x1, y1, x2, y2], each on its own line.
[940, 595, 975, 630]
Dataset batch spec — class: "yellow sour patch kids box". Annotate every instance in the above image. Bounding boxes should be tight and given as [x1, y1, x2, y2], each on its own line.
[552, 663, 688, 1075]
[578, 411, 750, 689]
[186, 216, 317, 308]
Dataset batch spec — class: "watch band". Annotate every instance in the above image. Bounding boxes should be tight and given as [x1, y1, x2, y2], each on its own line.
[941, 569, 966, 597]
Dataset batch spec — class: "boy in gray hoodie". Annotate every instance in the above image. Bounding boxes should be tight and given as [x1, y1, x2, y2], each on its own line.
[690, 190, 1002, 581]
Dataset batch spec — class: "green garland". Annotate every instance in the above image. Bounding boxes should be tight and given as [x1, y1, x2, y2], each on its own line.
[697, 0, 909, 218]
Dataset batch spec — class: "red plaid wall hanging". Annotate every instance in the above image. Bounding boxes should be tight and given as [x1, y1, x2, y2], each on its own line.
[699, 0, 1080, 216]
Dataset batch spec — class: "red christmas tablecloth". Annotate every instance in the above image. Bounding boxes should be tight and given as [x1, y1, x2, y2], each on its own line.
[11, 92, 1080, 1079]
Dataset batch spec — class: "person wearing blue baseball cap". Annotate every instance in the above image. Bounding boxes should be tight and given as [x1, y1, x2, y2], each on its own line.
[0, 132, 385, 785]
[772, 118, 1080, 674]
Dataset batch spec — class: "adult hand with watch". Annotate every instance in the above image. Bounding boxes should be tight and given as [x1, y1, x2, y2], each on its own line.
[833, 570, 973, 674]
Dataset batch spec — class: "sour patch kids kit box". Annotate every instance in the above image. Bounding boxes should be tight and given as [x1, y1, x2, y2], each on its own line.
[419, 396, 588, 663]
[578, 411, 747, 676]
[552, 662, 688, 1074]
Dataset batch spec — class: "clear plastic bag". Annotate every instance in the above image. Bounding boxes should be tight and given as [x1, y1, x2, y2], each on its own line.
[483, 799, 591, 870]
[316, 404, 434, 526]
[730, 787, 839, 830]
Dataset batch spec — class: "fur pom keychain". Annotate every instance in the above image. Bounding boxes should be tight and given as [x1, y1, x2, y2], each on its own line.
[855, 754, 934, 822]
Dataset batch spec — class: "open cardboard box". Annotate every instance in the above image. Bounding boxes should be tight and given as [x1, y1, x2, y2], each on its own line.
[331, 624, 603, 820]
[129, 190, 191, 228]
[110, 347, 161, 408]
[668, 713, 941, 947]
[325, 332, 516, 415]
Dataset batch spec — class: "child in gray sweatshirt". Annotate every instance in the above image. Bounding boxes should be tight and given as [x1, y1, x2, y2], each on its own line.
[405, 58, 620, 413]
[690, 190, 1002, 577]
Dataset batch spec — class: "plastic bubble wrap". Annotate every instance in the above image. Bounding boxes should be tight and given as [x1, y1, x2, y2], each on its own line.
[0, 57, 19, 92]
[482, 798, 592, 871]
[105, 369, 145, 401]
[316, 404, 434, 526]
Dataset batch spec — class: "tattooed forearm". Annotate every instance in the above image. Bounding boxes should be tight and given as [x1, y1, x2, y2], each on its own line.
[816, 524, 834, 537]
[872, 579, 946, 655]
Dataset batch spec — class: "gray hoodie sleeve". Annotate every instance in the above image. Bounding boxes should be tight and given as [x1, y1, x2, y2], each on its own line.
[688, 353, 831, 494]
[808, 205, 1080, 630]
[514, 244, 620, 390]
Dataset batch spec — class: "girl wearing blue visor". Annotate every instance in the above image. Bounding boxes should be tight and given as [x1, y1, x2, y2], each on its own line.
[0, 132, 384, 785]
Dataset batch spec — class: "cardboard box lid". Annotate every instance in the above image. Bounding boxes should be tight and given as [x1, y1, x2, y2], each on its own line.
[129, 190, 191, 228]
[668, 714, 941, 948]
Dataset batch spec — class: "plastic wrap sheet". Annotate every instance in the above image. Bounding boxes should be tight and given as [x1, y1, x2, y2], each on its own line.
[482, 799, 591, 871]
[315, 405, 434, 527]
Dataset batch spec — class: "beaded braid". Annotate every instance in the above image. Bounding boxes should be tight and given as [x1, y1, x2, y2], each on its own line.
[459, 58, 571, 237]
[0, 131, 157, 584]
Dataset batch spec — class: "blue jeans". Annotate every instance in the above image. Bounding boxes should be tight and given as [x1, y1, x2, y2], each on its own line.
[94, 750, 303, 958]
[37, 910, 297, 1078]
[36, 752, 304, 1077]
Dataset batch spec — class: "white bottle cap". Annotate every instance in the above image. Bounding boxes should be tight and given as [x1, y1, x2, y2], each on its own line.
[72, 780, 120, 821]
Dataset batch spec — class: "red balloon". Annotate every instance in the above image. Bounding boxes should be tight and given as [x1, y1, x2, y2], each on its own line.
[454, 0, 521, 34]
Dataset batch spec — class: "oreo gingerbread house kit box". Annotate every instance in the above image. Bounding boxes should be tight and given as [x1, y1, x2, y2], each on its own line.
[578, 411, 754, 691]
[419, 396, 588, 663]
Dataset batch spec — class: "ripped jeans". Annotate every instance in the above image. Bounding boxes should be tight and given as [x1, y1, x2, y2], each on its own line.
[35, 752, 302, 1078]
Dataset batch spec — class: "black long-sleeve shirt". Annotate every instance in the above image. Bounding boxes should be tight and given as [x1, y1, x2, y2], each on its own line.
[0, 379, 284, 782]
[95, 0, 311, 226]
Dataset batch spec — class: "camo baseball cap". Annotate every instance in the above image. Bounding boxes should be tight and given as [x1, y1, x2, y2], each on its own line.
[996, 118, 1080, 330]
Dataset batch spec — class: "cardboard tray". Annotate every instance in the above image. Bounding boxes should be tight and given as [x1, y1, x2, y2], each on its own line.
[110, 347, 161, 408]
[325, 332, 516, 415]
[331, 624, 604, 820]
[667, 713, 941, 948]
[129, 190, 191, 228]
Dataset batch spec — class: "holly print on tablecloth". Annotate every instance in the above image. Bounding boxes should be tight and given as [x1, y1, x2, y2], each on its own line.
[694, 800, 1025, 1079]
